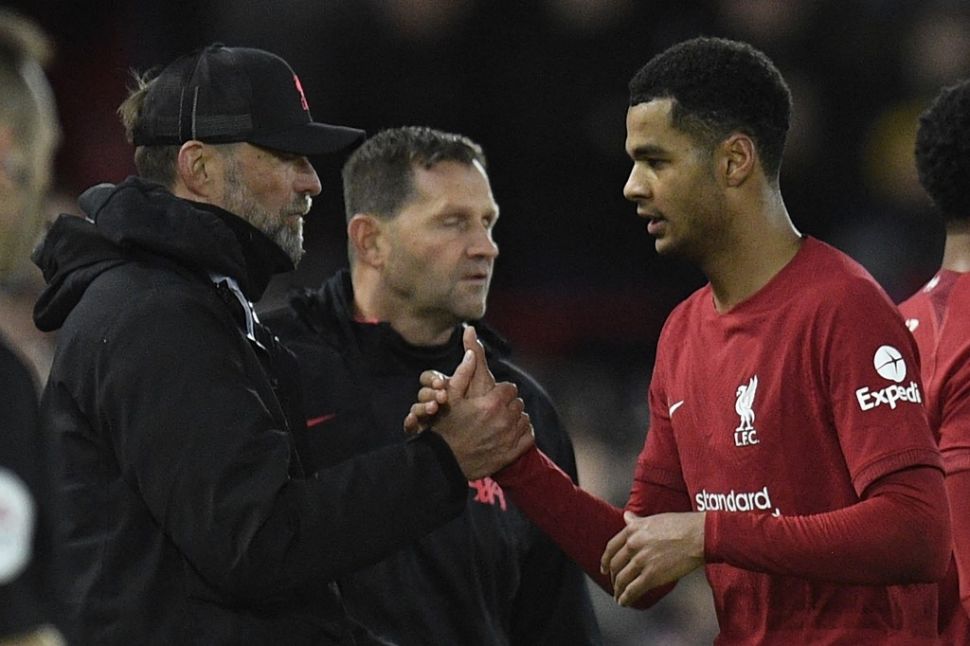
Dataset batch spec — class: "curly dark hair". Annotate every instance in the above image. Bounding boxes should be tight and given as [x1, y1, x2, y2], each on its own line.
[628, 37, 792, 179]
[915, 79, 970, 222]
[342, 126, 486, 222]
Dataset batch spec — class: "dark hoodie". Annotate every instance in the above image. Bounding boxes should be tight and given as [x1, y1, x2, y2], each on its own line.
[33, 177, 467, 645]
[262, 271, 602, 646]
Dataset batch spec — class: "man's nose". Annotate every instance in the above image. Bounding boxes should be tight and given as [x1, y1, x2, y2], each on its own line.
[295, 157, 322, 197]
[623, 165, 650, 202]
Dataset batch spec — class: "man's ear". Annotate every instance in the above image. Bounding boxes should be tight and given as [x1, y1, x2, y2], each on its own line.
[719, 133, 757, 188]
[347, 213, 385, 267]
[175, 140, 217, 199]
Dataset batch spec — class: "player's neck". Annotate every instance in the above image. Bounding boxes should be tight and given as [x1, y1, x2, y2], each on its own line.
[941, 222, 970, 273]
[706, 201, 802, 313]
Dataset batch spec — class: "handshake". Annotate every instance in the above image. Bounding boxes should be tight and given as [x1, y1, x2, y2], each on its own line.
[403, 326, 535, 480]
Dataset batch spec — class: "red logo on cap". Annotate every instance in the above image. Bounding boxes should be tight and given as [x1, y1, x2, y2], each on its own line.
[293, 74, 309, 112]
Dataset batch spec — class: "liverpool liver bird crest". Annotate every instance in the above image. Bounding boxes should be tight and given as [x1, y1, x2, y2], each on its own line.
[735, 375, 758, 432]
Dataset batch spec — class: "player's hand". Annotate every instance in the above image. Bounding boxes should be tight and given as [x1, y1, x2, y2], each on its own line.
[601, 511, 705, 606]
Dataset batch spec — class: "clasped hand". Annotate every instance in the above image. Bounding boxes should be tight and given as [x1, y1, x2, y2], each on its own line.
[403, 326, 534, 480]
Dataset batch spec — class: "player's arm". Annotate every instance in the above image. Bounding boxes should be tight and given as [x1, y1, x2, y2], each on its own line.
[494, 445, 685, 609]
[936, 329, 970, 618]
[407, 351, 685, 609]
[706, 464, 948, 583]
[943, 469, 970, 615]
[505, 385, 602, 645]
[606, 465, 947, 606]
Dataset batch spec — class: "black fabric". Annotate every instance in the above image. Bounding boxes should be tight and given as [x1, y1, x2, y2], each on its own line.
[32, 178, 467, 645]
[0, 337, 58, 636]
[262, 270, 602, 646]
[132, 44, 365, 156]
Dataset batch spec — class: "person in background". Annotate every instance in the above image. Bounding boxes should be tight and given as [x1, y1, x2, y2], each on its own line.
[0, 9, 64, 646]
[263, 126, 601, 646]
[32, 43, 532, 645]
[899, 78, 970, 645]
[409, 36, 950, 644]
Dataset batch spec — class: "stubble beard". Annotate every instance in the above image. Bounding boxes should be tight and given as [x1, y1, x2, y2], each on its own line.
[222, 160, 308, 266]
[384, 255, 491, 328]
[451, 273, 491, 322]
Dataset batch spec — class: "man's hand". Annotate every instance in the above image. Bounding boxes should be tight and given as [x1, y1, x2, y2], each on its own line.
[402, 326, 534, 480]
[601, 511, 706, 606]
[402, 370, 450, 434]
[403, 325, 495, 433]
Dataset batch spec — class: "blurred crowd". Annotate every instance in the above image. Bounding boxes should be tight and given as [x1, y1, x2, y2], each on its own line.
[4, 1, 970, 642]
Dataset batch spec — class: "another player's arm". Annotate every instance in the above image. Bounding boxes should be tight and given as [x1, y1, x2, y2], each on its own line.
[938, 348, 970, 617]
[946, 469, 970, 615]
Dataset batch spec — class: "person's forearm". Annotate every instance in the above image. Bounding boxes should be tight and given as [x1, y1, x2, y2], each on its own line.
[495, 446, 675, 607]
[706, 466, 949, 584]
[495, 446, 623, 589]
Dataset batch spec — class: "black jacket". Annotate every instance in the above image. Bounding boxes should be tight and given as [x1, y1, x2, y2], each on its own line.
[33, 178, 468, 645]
[263, 271, 602, 646]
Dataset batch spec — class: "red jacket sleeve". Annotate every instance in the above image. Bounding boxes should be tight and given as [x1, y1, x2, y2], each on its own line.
[705, 466, 949, 584]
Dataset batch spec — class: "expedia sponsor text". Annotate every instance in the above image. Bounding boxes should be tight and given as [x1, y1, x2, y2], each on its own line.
[855, 381, 922, 411]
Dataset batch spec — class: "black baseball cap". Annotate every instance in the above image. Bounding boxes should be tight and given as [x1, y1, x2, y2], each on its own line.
[132, 44, 364, 155]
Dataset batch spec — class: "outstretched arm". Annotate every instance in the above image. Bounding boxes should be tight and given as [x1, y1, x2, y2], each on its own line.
[492, 446, 688, 609]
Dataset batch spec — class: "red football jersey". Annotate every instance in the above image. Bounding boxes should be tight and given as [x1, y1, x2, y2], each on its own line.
[637, 237, 943, 644]
[901, 270, 970, 644]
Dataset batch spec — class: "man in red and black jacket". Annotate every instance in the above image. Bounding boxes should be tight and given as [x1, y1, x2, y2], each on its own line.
[263, 126, 600, 646]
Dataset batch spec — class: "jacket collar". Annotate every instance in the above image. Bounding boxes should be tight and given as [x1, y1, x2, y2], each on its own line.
[33, 176, 293, 330]
[80, 177, 293, 300]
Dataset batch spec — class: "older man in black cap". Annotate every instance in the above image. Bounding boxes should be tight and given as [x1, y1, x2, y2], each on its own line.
[32, 44, 534, 646]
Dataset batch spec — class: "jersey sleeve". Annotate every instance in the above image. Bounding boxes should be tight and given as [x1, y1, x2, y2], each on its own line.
[706, 465, 949, 584]
[934, 287, 970, 618]
[506, 370, 602, 645]
[495, 446, 683, 609]
[820, 281, 942, 494]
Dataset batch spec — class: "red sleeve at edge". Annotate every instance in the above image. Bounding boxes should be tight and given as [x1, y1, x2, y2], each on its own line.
[944, 468, 970, 617]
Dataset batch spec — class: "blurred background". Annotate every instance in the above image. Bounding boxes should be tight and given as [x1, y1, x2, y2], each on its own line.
[5, 1, 970, 643]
